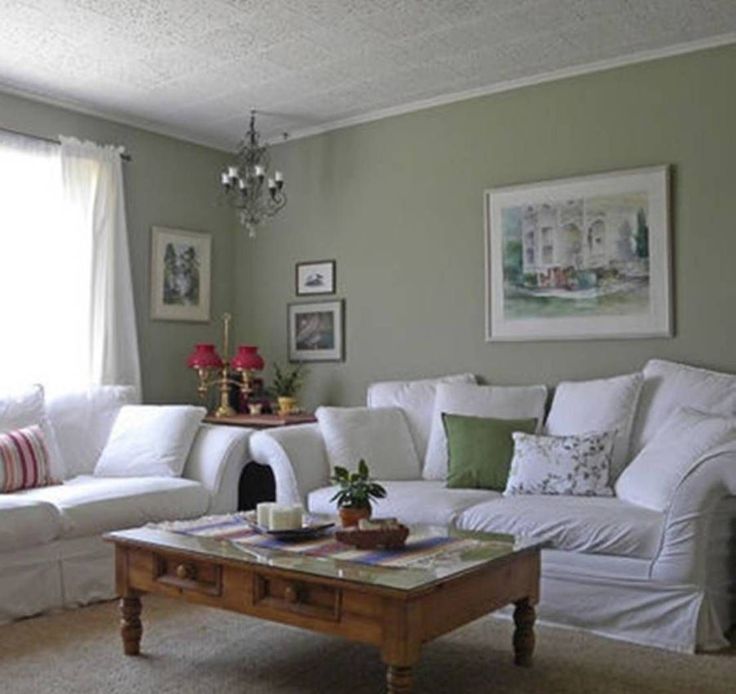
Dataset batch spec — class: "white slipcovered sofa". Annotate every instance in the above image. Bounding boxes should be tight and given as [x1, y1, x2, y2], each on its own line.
[250, 359, 736, 653]
[0, 386, 252, 624]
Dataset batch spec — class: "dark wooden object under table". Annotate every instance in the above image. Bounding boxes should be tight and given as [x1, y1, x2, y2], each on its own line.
[203, 413, 317, 511]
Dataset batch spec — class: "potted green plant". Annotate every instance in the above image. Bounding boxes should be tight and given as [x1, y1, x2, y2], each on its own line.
[271, 362, 306, 415]
[330, 460, 387, 527]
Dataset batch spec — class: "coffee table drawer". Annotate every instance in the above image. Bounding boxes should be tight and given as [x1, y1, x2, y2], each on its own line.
[253, 573, 341, 622]
[153, 553, 222, 597]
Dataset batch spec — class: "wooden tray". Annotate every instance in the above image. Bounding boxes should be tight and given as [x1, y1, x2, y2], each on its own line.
[335, 524, 409, 549]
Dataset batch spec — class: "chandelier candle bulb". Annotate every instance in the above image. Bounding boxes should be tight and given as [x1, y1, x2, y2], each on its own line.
[274, 171, 283, 182]
[227, 166, 238, 178]
[254, 165, 265, 178]
[221, 172, 230, 185]
[268, 178, 276, 189]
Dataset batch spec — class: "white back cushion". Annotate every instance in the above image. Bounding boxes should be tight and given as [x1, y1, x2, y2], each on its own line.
[423, 383, 548, 481]
[545, 372, 643, 480]
[616, 407, 736, 511]
[316, 406, 421, 480]
[366, 373, 476, 459]
[0, 385, 65, 482]
[630, 359, 736, 457]
[94, 405, 206, 478]
[46, 386, 138, 478]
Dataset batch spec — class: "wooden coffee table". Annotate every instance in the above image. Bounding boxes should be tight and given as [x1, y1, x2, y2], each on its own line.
[106, 522, 541, 693]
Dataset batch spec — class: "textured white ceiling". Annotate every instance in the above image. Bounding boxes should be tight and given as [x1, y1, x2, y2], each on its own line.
[0, 0, 735, 149]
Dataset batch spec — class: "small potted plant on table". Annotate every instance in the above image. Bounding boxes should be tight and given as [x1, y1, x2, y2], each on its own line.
[271, 362, 306, 415]
[330, 460, 387, 527]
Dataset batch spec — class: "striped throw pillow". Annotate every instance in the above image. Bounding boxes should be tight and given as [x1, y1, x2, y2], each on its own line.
[0, 424, 52, 492]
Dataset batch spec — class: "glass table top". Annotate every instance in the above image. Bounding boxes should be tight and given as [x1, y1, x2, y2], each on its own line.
[108, 520, 542, 593]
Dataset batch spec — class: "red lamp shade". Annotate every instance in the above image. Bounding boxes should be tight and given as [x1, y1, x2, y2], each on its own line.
[231, 345, 265, 371]
[187, 344, 223, 369]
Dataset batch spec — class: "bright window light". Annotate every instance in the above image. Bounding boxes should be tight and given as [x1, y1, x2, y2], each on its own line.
[0, 133, 92, 393]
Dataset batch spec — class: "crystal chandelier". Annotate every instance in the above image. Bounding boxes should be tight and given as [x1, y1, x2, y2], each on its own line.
[220, 110, 286, 238]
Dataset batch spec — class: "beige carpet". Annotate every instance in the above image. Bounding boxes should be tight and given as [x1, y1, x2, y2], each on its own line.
[0, 597, 734, 694]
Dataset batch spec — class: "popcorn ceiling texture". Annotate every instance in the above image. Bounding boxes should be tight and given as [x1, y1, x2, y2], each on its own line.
[0, 0, 735, 147]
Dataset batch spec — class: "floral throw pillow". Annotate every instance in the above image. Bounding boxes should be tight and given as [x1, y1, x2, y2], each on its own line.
[504, 431, 615, 497]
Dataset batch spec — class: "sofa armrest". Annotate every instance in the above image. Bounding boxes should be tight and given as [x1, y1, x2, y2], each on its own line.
[183, 424, 253, 514]
[652, 442, 736, 585]
[249, 424, 329, 505]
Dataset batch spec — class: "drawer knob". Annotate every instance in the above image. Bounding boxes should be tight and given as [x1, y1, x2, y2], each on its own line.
[176, 562, 197, 581]
[284, 584, 300, 603]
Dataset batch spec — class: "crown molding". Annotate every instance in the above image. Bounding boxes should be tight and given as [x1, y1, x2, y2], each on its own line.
[280, 31, 736, 143]
[1, 31, 735, 151]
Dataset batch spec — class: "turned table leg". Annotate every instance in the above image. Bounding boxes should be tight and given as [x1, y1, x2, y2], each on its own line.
[386, 664, 414, 693]
[513, 598, 536, 667]
[120, 594, 143, 655]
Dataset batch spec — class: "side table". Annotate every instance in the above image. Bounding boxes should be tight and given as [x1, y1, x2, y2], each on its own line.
[203, 413, 317, 510]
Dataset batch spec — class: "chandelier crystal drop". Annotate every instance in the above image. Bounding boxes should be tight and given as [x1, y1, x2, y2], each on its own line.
[220, 110, 286, 238]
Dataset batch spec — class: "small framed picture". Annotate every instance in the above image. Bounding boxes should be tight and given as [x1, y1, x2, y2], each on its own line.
[295, 259, 336, 295]
[288, 300, 344, 362]
[150, 227, 211, 322]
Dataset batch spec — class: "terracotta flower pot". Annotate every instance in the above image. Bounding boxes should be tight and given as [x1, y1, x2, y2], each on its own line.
[339, 506, 371, 528]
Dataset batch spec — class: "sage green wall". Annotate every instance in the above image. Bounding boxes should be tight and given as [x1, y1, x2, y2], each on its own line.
[238, 44, 736, 410]
[0, 91, 236, 404]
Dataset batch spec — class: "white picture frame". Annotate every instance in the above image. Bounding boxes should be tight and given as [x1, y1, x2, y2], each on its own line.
[150, 226, 211, 322]
[485, 166, 672, 342]
[288, 300, 344, 362]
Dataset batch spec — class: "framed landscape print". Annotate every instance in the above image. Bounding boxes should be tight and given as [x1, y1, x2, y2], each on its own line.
[485, 166, 671, 342]
[288, 300, 344, 362]
[150, 227, 211, 322]
[296, 259, 336, 295]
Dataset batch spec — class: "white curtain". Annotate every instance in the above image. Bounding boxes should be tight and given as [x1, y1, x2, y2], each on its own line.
[59, 137, 141, 395]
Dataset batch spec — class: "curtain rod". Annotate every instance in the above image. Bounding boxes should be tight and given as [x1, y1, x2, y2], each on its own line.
[0, 125, 132, 161]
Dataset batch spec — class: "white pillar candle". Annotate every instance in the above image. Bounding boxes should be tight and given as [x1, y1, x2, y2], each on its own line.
[269, 505, 300, 531]
[290, 504, 304, 528]
[256, 502, 276, 528]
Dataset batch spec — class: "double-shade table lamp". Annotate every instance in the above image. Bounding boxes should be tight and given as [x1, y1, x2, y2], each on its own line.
[186, 313, 264, 418]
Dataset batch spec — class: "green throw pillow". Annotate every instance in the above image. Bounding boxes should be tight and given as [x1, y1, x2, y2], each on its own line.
[443, 413, 538, 491]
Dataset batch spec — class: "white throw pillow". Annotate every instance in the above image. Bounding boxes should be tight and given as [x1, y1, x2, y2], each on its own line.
[0, 385, 65, 483]
[630, 359, 736, 457]
[505, 431, 615, 497]
[316, 406, 421, 480]
[615, 407, 736, 512]
[94, 405, 206, 478]
[46, 386, 138, 478]
[545, 372, 643, 480]
[423, 383, 548, 481]
[366, 373, 476, 460]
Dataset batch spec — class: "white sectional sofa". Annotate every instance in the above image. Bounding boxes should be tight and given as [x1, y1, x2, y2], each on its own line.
[0, 386, 252, 624]
[250, 359, 736, 653]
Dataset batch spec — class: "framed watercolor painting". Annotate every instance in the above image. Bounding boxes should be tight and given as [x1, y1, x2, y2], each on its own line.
[150, 227, 211, 322]
[485, 166, 671, 342]
[295, 259, 336, 295]
[288, 300, 344, 362]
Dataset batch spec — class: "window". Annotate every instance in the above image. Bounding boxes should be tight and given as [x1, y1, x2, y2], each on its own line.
[0, 132, 92, 392]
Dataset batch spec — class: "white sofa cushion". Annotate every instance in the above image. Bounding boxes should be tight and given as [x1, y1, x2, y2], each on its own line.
[94, 405, 206, 478]
[16, 475, 209, 539]
[423, 383, 547, 480]
[316, 406, 420, 480]
[0, 385, 65, 483]
[308, 480, 499, 526]
[366, 373, 476, 460]
[545, 372, 644, 479]
[616, 407, 736, 512]
[455, 495, 664, 559]
[46, 386, 138, 478]
[505, 431, 615, 497]
[0, 496, 62, 551]
[630, 359, 736, 457]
